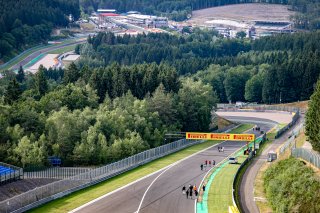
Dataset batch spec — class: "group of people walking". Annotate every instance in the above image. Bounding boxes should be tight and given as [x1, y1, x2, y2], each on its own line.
[182, 184, 198, 199]
[182, 184, 207, 199]
[200, 159, 215, 171]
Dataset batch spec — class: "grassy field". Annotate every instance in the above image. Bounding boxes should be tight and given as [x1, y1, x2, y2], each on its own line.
[188, 3, 294, 27]
[207, 152, 248, 212]
[272, 100, 309, 110]
[231, 123, 253, 134]
[48, 44, 77, 54]
[29, 124, 250, 213]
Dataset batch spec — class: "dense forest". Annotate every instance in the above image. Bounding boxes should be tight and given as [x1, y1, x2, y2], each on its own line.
[77, 30, 320, 104]
[1, 29, 320, 168]
[306, 79, 320, 152]
[76, 29, 250, 75]
[80, 0, 320, 29]
[0, 0, 80, 62]
[0, 62, 217, 167]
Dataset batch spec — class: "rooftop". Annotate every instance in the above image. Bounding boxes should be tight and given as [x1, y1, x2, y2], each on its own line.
[99, 13, 119, 17]
[63, 54, 80, 61]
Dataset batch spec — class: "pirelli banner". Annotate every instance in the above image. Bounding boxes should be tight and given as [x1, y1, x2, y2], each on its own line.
[186, 132, 255, 142]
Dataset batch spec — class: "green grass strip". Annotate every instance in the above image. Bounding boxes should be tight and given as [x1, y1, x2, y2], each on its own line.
[197, 124, 255, 213]
[29, 125, 248, 213]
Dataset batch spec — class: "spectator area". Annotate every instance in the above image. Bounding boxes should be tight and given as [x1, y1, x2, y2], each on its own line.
[0, 163, 23, 185]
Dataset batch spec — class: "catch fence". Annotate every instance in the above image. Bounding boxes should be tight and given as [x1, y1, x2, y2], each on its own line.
[292, 148, 320, 169]
[24, 167, 94, 179]
[279, 123, 304, 154]
[0, 131, 219, 213]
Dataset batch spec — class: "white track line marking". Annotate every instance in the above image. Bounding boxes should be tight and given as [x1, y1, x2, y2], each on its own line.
[70, 139, 232, 213]
[71, 126, 246, 213]
[135, 163, 176, 213]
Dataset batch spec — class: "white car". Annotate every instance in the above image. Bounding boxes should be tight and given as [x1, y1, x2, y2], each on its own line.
[228, 157, 238, 164]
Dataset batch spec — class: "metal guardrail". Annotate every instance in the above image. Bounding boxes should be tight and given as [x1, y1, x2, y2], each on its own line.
[218, 104, 300, 139]
[230, 105, 300, 212]
[24, 167, 94, 179]
[0, 124, 237, 213]
[292, 148, 320, 169]
[279, 123, 304, 154]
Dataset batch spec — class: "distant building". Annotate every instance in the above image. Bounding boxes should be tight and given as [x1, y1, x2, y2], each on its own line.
[126, 14, 168, 28]
[127, 11, 140, 15]
[98, 13, 120, 26]
[97, 9, 116, 13]
[62, 54, 80, 68]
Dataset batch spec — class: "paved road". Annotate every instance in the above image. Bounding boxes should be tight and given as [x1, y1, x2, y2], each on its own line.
[239, 116, 302, 213]
[11, 39, 86, 70]
[72, 117, 274, 213]
[216, 111, 293, 124]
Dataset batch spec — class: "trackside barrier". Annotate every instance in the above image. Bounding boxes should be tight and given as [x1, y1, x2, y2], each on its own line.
[0, 124, 236, 213]
[279, 123, 304, 154]
[197, 136, 259, 213]
[230, 106, 300, 212]
[0, 44, 49, 71]
[218, 104, 300, 139]
[291, 148, 320, 169]
[24, 167, 94, 179]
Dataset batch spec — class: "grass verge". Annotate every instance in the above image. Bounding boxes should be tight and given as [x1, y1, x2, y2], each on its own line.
[197, 124, 253, 213]
[29, 124, 249, 213]
[208, 155, 247, 213]
[231, 123, 254, 134]
[48, 45, 77, 54]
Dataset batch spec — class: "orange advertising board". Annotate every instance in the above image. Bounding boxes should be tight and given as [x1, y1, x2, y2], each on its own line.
[186, 132, 255, 141]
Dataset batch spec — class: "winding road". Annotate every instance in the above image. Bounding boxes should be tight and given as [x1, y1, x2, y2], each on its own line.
[10, 39, 87, 71]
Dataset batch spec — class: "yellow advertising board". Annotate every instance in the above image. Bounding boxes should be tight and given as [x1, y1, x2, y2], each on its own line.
[186, 132, 255, 141]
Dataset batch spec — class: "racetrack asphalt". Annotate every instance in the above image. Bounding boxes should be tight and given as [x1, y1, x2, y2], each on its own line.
[10, 40, 86, 70]
[72, 116, 275, 213]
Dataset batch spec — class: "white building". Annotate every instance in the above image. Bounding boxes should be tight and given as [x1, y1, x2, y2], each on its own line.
[126, 14, 168, 28]
[97, 9, 116, 13]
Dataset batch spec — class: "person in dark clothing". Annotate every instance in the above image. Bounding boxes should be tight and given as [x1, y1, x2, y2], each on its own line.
[195, 190, 198, 197]
[189, 184, 193, 198]
[182, 185, 186, 194]
[213, 160, 215, 166]
[200, 164, 203, 171]
[202, 184, 206, 192]
[189, 184, 193, 193]
[205, 160, 208, 166]
[186, 188, 189, 199]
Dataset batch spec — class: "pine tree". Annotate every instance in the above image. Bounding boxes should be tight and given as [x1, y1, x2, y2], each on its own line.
[16, 66, 25, 83]
[306, 79, 320, 152]
[63, 62, 79, 84]
[4, 78, 21, 104]
[35, 65, 48, 96]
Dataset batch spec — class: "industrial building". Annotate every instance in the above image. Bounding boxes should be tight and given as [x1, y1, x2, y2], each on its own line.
[126, 14, 168, 28]
[62, 54, 80, 68]
[97, 9, 116, 13]
[98, 13, 120, 27]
